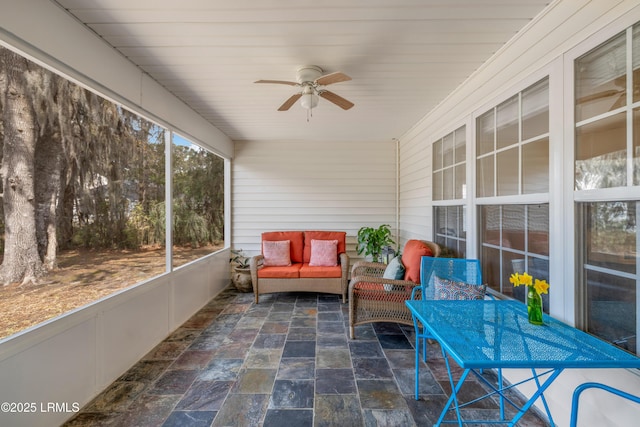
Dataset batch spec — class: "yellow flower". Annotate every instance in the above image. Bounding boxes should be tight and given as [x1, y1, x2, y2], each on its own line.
[509, 271, 550, 294]
[510, 272, 533, 287]
[533, 279, 549, 295]
[509, 273, 520, 286]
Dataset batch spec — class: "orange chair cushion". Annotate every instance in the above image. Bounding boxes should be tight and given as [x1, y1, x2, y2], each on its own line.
[262, 231, 304, 264]
[299, 264, 342, 278]
[257, 264, 301, 279]
[303, 231, 346, 263]
[401, 240, 433, 284]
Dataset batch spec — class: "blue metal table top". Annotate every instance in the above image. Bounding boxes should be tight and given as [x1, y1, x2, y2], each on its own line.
[405, 299, 640, 370]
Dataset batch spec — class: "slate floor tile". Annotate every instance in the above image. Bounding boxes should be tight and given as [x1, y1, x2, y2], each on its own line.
[314, 395, 363, 427]
[269, 379, 314, 408]
[175, 380, 232, 411]
[315, 368, 356, 394]
[282, 340, 316, 357]
[263, 409, 313, 427]
[198, 358, 244, 381]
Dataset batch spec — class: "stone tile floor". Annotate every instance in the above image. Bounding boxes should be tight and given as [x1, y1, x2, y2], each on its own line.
[63, 287, 549, 426]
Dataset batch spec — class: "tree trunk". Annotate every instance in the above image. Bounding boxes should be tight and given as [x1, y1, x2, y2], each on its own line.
[0, 49, 45, 285]
[35, 127, 62, 270]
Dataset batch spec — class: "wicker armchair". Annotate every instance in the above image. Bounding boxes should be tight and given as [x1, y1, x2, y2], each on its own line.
[348, 240, 440, 339]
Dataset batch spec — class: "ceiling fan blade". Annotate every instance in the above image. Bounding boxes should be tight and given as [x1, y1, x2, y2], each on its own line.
[278, 93, 302, 111]
[319, 90, 354, 110]
[315, 72, 351, 86]
[255, 79, 298, 86]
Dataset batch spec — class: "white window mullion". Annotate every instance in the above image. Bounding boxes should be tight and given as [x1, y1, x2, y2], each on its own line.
[627, 27, 634, 187]
[165, 131, 173, 272]
[518, 93, 523, 195]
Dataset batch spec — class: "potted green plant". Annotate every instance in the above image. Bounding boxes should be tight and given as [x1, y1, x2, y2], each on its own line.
[230, 249, 252, 292]
[356, 224, 395, 263]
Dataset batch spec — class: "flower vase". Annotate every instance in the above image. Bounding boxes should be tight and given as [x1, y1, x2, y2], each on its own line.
[527, 287, 544, 325]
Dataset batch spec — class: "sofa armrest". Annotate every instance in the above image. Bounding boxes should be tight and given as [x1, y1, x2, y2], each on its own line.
[250, 255, 263, 288]
[339, 252, 349, 274]
[350, 261, 386, 278]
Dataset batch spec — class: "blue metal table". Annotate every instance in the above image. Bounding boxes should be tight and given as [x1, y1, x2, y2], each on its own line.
[405, 299, 640, 426]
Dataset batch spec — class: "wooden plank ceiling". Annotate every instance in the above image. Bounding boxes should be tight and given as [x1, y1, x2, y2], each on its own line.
[53, 0, 550, 142]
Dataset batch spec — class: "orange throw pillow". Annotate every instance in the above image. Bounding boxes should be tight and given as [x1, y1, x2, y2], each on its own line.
[401, 240, 433, 284]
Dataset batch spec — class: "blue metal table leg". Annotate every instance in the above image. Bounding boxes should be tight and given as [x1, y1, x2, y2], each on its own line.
[506, 368, 563, 427]
[436, 348, 469, 427]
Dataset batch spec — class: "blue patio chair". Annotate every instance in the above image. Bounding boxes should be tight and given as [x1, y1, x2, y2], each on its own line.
[570, 382, 640, 427]
[410, 257, 484, 399]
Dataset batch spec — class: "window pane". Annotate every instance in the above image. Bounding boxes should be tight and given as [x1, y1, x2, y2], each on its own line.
[528, 204, 549, 256]
[481, 205, 502, 246]
[584, 201, 636, 274]
[443, 167, 453, 200]
[481, 204, 549, 304]
[575, 112, 626, 190]
[172, 135, 225, 268]
[443, 132, 454, 167]
[477, 110, 495, 156]
[459, 205, 467, 239]
[434, 206, 466, 258]
[496, 147, 519, 196]
[496, 95, 519, 150]
[476, 156, 494, 197]
[522, 78, 549, 140]
[502, 205, 525, 251]
[433, 171, 443, 201]
[433, 139, 443, 171]
[633, 108, 640, 185]
[454, 126, 466, 163]
[454, 164, 466, 199]
[633, 24, 640, 103]
[586, 269, 636, 354]
[522, 138, 549, 194]
[482, 246, 501, 294]
[580, 201, 638, 354]
[503, 250, 524, 300]
[575, 32, 626, 122]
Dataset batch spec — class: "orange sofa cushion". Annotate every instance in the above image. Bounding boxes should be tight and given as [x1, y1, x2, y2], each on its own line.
[303, 231, 346, 263]
[262, 231, 304, 264]
[299, 264, 342, 278]
[401, 240, 433, 284]
[258, 264, 301, 279]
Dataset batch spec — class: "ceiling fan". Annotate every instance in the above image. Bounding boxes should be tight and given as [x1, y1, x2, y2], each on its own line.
[255, 65, 355, 112]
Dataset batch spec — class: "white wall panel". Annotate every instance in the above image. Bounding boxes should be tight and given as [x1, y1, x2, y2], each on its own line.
[100, 280, 171, 386]
[0, 320, 96, 427]
[172, 260, 212, 328]
[232, 140, 397, 257]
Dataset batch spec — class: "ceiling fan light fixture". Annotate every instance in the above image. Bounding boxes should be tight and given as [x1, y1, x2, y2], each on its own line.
[300, 92, 319, 110]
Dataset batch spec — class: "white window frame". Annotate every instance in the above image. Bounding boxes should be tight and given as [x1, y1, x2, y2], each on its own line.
[471, 62, 564, 318]
[565, 12, 640, 345]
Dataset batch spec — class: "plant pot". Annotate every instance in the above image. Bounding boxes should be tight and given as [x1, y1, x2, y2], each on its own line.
[232, 268, 253, 293]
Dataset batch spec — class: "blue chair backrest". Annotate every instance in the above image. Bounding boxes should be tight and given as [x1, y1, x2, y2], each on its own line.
[415, 257, 483, 300]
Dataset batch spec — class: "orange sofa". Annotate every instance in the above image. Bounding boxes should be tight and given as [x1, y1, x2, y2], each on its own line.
[250, 231, 350, 303]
